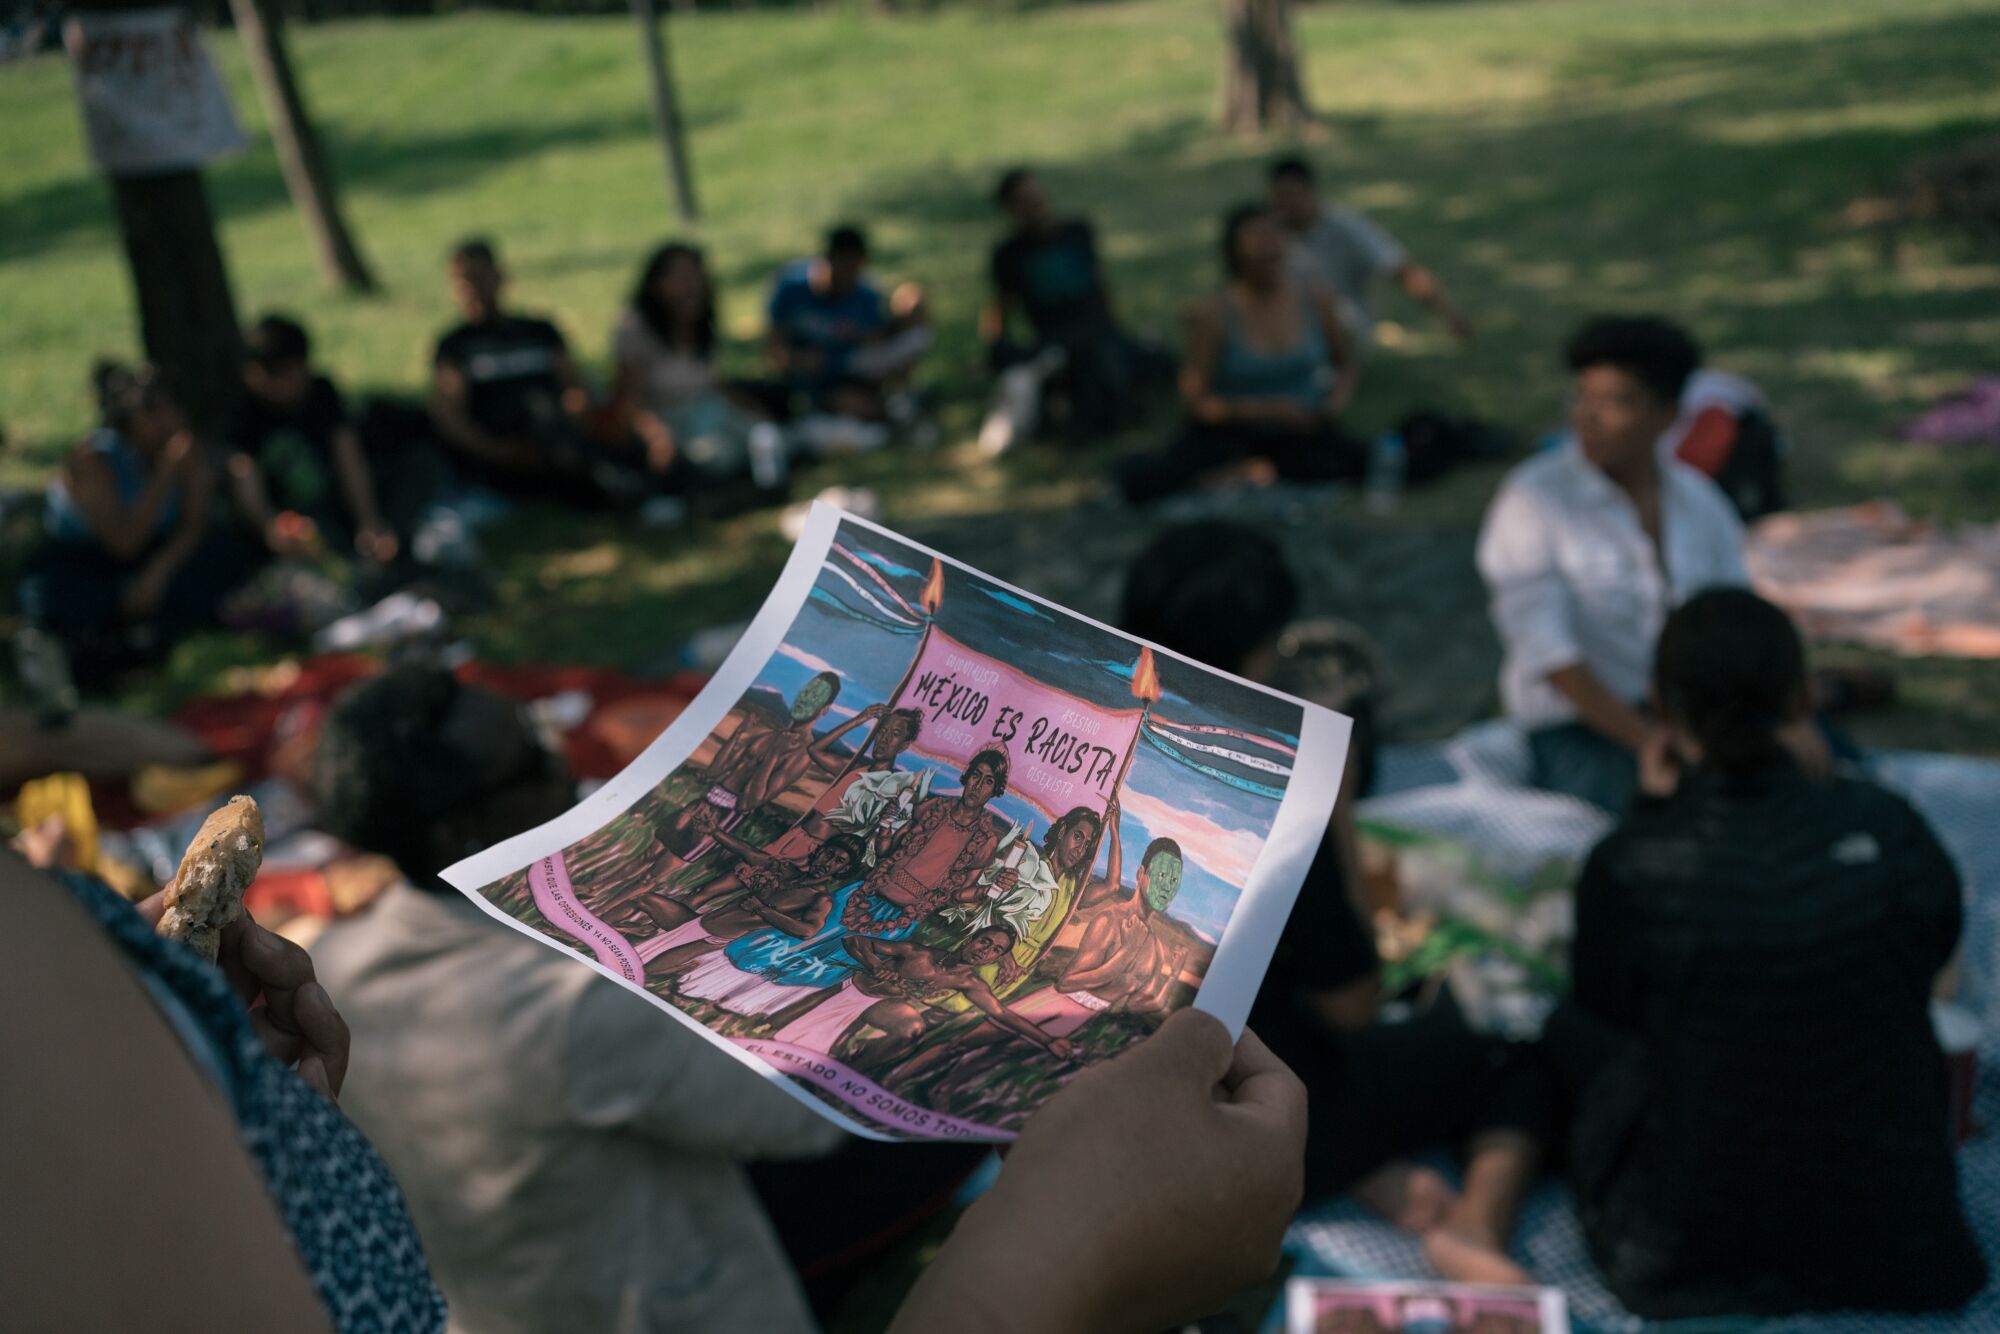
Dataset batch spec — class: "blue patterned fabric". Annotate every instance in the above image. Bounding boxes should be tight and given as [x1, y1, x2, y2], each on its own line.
[1286, 747, 2000, 1334]
[723, 875, 920, 987]
[59, 872, 446, 1333]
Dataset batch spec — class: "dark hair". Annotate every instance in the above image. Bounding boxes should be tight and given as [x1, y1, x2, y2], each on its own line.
[1122, 521, 1300, 675]
[967, 922, 1018, 950]
[312, 666, 539, 881]
[450, 237, 498, 268]
[872, 707, 924, 754]
[1139, 836, 1183, 868]
[1040, 806, 1105, 870]
[630, 241, 715, 357]
[1564, 315, 1703, 407]
[825, 224, 869, 259]
[244, 313, 311, 370]
[963, 746, 1011, 798]
[91, 359, 173, 430]
[1221, 202, 1272, 278]
[1652, 587, 1806, 778]
[994, 166, 1033, 208]
[1268, 155, 1314, 186]
[812, 832, 869, 872]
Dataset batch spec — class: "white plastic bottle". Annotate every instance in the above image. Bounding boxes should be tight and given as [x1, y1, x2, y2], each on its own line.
[1366, 430, 1406, 515]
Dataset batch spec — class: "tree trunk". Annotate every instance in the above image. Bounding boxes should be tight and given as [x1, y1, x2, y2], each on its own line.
[1220, 0, 1312, 134]
[110, 172, 244, 434]
[227, 0, 377, 292]
[632, 0, 699, 223]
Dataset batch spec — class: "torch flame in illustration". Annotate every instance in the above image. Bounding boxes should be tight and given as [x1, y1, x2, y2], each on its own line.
[1129, 645, 1163, 703]
[920, 558, 946, 616]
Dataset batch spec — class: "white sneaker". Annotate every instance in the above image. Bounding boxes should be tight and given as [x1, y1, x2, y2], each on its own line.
[980, 363, 1046, 456]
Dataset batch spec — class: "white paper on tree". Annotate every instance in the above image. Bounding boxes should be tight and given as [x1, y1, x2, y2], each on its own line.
[444, 504, 1350, 1141]
[65, 9, 246, 175]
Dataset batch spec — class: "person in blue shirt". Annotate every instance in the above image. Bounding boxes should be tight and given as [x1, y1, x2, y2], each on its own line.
[764, 224, 931, 427]
[17, 361, 247, 681]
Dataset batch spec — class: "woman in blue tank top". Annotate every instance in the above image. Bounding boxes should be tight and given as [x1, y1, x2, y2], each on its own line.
[17, 362, 244, 678]
[1119, 204, 1363, 502]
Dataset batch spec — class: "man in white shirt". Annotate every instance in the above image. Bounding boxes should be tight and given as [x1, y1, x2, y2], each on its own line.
[1268, 155, 1473, 349]
[1476, 316, 1751, 813]
[309, 667, 849, 1334]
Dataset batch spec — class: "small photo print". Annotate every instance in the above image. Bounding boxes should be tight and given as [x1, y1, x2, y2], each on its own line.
[1285, 1278, 1570, 1334]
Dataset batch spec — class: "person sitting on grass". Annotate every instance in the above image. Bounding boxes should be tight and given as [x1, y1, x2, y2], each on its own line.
[17, 361, 247, 682]
[1117, 204, 1362, 503]
[1474, 315, 1827, 814]
[611, 241, 789, 503]
[308, 664, 848, 1334]
[226, 314, 397, 569]
[1267, 154, 1473, 350]
[764, 224, 932, 449]
[430, 237, 645, 504]
[1542, 587, 1985, 1318]
[978, 166, 1173, 452]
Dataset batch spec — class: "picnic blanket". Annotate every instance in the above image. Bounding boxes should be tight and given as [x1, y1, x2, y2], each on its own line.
[1900, 376, 2000, 447]
[1746, 503, 2000, 658]
[1284, 724, 2000, 1334]
[41, 658, 709, 934]
[169, 655, 709, 792]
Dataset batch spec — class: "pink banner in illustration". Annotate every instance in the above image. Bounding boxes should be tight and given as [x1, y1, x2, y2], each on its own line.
[528, 852, 647, 984]
[892, 628, 1144, 819]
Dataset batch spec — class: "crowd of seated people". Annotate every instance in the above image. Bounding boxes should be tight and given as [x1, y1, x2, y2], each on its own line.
[10, 153, 1501, 683]
[8, 146, 1989, 1334]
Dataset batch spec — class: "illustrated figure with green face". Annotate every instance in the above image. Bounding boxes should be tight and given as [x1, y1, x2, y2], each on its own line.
[1057, 827, 1194, 1016]
[623, 671, 846, 900]
[882, 804, 1199, 1099]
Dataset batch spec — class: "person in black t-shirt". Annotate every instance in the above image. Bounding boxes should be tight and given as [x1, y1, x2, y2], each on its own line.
[227, 314, 396, 565]
[429, 238, 610, 498]
[979, 168, 1172, 449]
[1123, 522, 1549, 1287]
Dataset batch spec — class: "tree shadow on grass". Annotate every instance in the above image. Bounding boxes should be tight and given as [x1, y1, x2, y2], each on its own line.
[832, 7, 2000, 475]
[0, 103, 736, 266]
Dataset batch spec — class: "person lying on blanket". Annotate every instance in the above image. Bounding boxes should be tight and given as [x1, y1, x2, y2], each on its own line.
[1538, 587, 1986, 1318]
[621, 827, 868, 983]
[773, 927, 1075, 1075]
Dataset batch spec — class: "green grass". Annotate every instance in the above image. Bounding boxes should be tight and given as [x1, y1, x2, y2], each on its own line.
[3, 0, 1999, 748]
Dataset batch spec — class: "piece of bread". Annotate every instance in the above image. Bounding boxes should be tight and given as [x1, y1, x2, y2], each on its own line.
[158, 796, 264, 963]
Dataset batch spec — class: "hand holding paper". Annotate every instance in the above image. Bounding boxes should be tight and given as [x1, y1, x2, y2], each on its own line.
[443, 505, 1348, 1140]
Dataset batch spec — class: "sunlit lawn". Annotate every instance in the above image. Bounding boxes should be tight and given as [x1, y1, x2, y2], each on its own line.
[3, 0, 1997, 748]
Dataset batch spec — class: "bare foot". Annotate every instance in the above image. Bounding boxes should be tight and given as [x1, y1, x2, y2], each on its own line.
[1354, 1163, 1459, 1234]
[1423, 1218, 1532, 1287]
